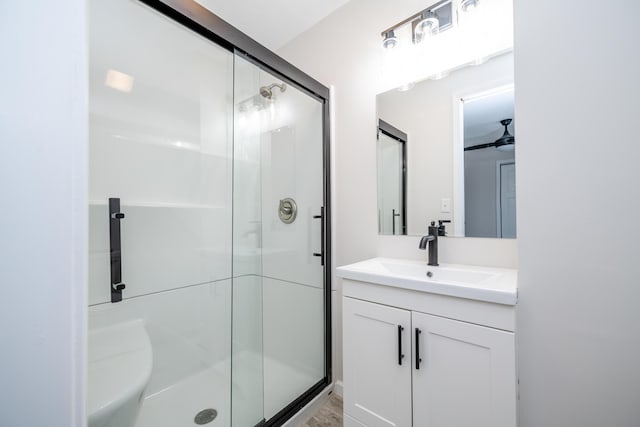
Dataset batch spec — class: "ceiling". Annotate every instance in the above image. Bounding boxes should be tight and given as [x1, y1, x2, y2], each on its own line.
[194, 0, 352, 51]
[463, 89, 515, 146]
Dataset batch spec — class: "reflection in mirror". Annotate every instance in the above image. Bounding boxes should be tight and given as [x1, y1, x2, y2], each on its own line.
[377, 120, 407, 235]
[462, 88, 516, 238]
[376, 51, 515, 238]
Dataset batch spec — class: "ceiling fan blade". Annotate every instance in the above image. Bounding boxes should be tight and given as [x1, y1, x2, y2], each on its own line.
[464, 142, 496, 151]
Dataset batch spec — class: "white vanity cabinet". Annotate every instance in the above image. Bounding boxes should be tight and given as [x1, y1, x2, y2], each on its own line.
[343, 297, 412, 427]
[338, 259, 518, 427]
[411, 311, 516, 427]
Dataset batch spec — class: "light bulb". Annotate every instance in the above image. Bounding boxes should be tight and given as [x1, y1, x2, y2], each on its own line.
[415, 16, 439, 38]
[413, 10, 440, 44]
[382, 30, 398, 49]
[460, 0, 480, 13]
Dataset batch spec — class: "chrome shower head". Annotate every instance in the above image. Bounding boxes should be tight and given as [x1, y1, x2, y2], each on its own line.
[259, 83, 286, 99]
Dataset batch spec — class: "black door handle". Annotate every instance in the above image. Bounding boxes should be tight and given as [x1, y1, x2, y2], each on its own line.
[312, 207, 324, 266]
[109, 198, 126, 303]
[398, 325, 405, 365]
[415, 328, 422, 370]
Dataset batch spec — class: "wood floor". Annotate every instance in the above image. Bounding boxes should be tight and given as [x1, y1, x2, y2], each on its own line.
[302, 393, 343, 427]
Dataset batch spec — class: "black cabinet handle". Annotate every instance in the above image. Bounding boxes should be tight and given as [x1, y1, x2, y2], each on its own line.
[109, 198, 126, 303]
[312, 207, 324, 266]
[398, 325, 405, 365]
[415, 328, 422, 370]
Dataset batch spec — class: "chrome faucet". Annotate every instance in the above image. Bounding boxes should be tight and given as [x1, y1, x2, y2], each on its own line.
[419, 221, 439, 266]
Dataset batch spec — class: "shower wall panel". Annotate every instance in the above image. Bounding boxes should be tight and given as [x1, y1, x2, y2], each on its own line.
[262, 278, 324, 418]
[260, 101, 323, 288]
[88, 280, 231, 395]
[88, 0, 233, 305]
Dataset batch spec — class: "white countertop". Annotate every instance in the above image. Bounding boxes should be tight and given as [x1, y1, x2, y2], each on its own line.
[336, 257, 518, 305]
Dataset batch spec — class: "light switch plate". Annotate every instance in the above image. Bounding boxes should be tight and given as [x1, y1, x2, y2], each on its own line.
[441, 198, 451, 213]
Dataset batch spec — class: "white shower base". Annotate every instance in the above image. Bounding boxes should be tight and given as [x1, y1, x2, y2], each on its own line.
[263, 354, 321, 419]
[135, 364, 230, 427]
[134, 352, 320, 427]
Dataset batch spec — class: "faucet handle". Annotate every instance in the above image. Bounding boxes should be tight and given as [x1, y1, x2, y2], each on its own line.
[428, 221, 439, 237]
[437, 219, 451, 236]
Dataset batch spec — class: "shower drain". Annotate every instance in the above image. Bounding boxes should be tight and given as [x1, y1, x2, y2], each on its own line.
[194, 408, 218, 425]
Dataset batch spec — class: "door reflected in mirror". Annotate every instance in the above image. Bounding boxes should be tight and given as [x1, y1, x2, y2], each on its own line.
[376, 51, 515, 238]
[377, 120, 407, 235]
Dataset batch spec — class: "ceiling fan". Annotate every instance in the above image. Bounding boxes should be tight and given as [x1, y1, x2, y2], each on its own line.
[464, 118, 515, 152]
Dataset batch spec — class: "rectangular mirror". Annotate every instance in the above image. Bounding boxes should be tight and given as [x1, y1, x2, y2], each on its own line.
[376, 51, 515, 238]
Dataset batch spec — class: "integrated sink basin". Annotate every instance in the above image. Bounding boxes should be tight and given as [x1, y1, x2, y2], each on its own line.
[378, 260, 496, 284]
[336, 257, 517, 305]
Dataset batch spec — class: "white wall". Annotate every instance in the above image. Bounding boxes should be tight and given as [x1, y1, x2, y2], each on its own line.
[515, 1, 640, 425]
[0, 1, 87, 426]
[279, 0, 517, 385]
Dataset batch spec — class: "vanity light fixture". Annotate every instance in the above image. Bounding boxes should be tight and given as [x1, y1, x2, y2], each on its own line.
[381, 0, 453, 49]
[382, 30, 399, 49]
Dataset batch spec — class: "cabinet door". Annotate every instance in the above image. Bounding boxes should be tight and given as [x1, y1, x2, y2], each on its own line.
[412, 312, 516, 427]
[343, 297, 412, 427]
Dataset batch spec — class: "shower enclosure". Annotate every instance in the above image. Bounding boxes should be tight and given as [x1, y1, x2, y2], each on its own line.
[87, 1, 331, 426]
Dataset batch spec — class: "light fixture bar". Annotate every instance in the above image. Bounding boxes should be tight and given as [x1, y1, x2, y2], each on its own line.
[380, 0, 453, 37]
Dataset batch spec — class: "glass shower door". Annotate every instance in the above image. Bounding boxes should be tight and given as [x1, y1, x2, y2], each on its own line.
[88, 0, 233, 426]
[232, 54, 326, 426]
